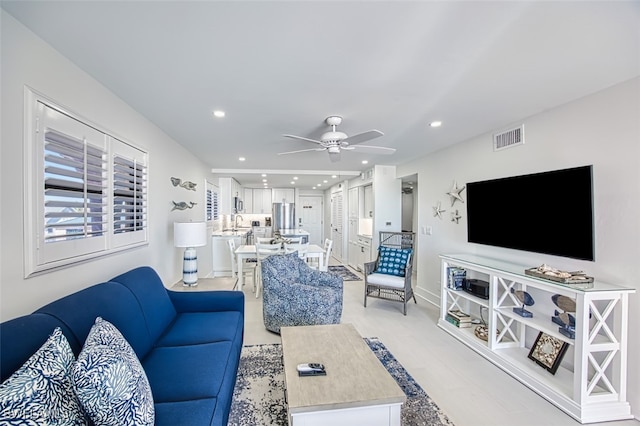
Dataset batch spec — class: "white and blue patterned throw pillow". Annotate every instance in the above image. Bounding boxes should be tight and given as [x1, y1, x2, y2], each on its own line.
[71, 317, 154, 426]
[0, 327, 89, 425]
[374, 246, 412, 277]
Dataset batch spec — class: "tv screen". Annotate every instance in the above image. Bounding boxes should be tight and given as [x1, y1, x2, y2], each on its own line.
[466, 165, 594, 261]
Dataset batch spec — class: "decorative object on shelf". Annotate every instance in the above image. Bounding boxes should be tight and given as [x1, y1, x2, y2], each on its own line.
[446, 180, 465, 206]
[432, 201, 446, 219]
[450, 209, 461, 224]
[474, 325, 490, 341]
[551, 294, 577, 339]
[171, 177, 197, 191]
[511, 288, 534, 317]
[446, 266, 466, 290]
[174, 222, 207, 286]
[528, 332, 569, 375]
[445, 310, 472, 328]
[525, 264, 594, 285]
[171, 201, 197, 211]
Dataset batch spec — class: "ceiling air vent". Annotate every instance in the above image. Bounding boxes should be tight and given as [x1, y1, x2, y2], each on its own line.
[493, 125, 524, 151]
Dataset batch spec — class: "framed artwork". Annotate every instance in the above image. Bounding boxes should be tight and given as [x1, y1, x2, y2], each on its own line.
[528, 331, 569, 374]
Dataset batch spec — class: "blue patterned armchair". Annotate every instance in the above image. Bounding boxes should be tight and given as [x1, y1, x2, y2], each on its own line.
[261, 251, 343, 334]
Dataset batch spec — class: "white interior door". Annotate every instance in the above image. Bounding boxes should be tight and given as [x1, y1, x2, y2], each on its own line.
[331, 193, 343, 261]
[299, 195, 322, 246]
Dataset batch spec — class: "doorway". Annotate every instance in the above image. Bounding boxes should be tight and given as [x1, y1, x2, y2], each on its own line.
[298, 195, 323, 246]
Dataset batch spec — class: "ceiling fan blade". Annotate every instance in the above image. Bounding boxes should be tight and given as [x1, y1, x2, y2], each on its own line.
[341, 129, 383, 146]
[282, 134, 323, 145]
[278, 147, 326, 155]
[351, 145, 396, 155]
[328, 151, 341, 162]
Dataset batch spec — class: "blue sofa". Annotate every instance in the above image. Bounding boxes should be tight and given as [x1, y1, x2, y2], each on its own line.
[0, 266, 244, 426]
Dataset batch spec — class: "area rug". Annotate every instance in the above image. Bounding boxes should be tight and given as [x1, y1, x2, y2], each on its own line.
[228, 338, 454, 426]
[327, 264, 361, 281]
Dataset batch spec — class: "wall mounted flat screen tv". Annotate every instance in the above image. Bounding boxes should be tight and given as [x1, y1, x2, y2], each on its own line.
[466, 165, 594, 261]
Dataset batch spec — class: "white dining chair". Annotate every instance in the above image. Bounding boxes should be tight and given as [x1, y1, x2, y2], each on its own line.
[284, 242, 309, 260]
[320, 238, 333, 272]
[255, 237, 273, 244]
[228, 238, 256, 290]
[254, 243, 282, 298]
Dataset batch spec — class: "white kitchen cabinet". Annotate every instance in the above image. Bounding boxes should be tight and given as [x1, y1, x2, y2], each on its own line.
[439, 254, 635, 424]
[219, 177, 242, 214]
[273, 188, 295, 203]
[211, 235, 242, 276]
[253, 188, 273, 214]
[363, 185, 373, 218]
[243, 188, 253, 213]
[355, 235, 371, 272]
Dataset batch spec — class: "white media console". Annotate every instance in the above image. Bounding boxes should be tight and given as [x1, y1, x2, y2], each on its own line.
[439, 254, 635, 424]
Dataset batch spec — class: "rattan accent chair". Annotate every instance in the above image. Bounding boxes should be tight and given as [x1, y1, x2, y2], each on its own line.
[364, 231, 416, 315]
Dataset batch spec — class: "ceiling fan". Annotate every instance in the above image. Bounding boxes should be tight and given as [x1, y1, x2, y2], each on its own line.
[279, 116, 396, 162]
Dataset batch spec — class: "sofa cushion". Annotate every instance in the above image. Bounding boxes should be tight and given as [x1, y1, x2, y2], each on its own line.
[0, 327, 88, 425]
[36, 282, 154, 359]
[142, 341, 233, 402]
[72, 317, 154, 426]
[156, 311, 243, 347]
[154, 399, 218, 426]
[110, 266, 178, 342]
[366, 272, 406, 289]
[374, 247, 412, 277]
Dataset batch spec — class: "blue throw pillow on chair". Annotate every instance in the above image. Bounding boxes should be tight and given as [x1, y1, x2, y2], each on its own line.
[374, 246, 412, 277]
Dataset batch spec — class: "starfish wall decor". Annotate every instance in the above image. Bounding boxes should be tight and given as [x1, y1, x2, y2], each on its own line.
[432, 201, 446, 219]
[447, 180, 465, 206]
[451, 209, 462, 224]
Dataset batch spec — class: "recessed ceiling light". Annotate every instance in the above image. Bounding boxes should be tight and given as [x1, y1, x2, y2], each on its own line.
[293, 176, 298, 180]
[430, 121, 442, 127]
[261, 174, 267, 177]
[323, 180, 328, 183]
[262, 179, 267, 183]
[290, 181, 295, 185]
[238, 157, 245, 161]
[332, 175, 337, 179]
[213, 110, 226, 118]
[362, 160, 368, 164]
[317, 183, 322, 187]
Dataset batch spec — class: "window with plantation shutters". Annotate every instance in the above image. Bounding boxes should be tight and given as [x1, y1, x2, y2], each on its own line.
[205, 180, 219, 224]
[44, 129, 107, 244]
[25, 91, 149, 276]
[112, 141, 147, 248]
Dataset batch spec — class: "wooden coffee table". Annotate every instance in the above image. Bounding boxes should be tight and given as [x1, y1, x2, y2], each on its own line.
[281, 323, 406, 426]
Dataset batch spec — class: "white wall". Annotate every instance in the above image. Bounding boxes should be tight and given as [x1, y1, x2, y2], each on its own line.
[398, 76, 640, 418]
[1, 11, 213, 320]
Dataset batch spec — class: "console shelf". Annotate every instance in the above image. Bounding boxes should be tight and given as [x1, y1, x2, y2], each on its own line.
[439, 254, 635, 424]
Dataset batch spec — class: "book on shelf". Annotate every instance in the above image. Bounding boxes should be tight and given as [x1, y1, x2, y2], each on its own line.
[447, 309, 472, 322]
[447, 267, 466, 290]
[445, 313, 472, 328]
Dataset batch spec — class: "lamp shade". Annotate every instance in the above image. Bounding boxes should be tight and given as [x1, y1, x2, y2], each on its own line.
[174, 222, 207, 248]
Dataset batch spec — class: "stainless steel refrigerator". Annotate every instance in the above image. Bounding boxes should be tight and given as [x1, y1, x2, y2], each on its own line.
[272, 202, 295, 233]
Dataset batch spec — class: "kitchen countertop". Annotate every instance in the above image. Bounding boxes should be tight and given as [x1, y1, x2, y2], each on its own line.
[277, 229, 310, 236]
[212, 228, 251, 237]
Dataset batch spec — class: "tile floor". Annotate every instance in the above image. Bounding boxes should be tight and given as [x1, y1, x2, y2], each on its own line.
[185, 263, 638, 426]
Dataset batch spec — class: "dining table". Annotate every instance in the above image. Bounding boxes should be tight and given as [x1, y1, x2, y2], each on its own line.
[234, 244, 326, 290]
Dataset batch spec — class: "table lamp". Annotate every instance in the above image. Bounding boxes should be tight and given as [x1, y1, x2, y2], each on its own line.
[174, 222, 207, 286]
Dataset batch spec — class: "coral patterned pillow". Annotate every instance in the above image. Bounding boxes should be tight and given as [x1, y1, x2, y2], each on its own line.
[0, 327, 88, 425]
[71, 317, 154, 426]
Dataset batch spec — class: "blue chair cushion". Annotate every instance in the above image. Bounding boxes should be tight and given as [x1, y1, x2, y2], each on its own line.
[0, 327, 88, 425]
[374, 246, 412, 277]
[71, 317, 154, 426]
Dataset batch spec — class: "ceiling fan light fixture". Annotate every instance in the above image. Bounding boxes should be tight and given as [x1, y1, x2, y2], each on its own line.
[321, 130, 347, 142]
